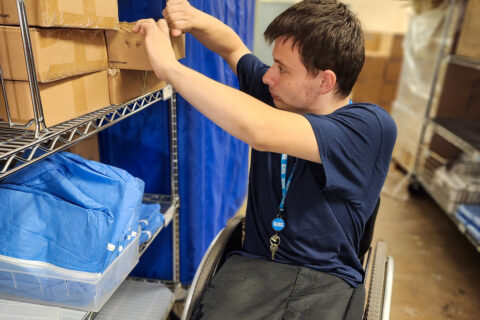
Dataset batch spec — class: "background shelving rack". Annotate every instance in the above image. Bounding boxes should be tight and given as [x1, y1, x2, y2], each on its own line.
[409, 0, 480, 253]
[0, 0, 181, 318]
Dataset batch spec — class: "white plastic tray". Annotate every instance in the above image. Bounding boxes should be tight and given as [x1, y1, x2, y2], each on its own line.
[0, 236, 139, 312]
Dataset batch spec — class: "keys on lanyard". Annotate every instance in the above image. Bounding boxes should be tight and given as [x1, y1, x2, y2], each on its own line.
[270, 234, 280, 260]
[269, 154, 297, 261]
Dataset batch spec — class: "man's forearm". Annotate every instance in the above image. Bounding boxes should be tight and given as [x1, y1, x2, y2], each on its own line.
[190, 9, 250, 72]
[162, 61, 320, 163]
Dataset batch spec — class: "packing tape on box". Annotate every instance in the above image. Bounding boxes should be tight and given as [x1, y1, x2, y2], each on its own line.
[73, 75, 88, 113]
[42, 0, 117, 29]
[142, 70, 148, 94]
[38, 29, 105, 81]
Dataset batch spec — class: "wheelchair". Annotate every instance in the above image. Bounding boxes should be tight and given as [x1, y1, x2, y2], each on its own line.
[182, 199, 394, 320]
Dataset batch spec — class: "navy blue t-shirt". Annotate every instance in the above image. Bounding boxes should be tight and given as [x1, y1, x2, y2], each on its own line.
[235, 54, 397, 287]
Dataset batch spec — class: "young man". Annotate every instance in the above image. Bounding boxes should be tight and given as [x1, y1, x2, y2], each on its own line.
[134, 0, 396, 318]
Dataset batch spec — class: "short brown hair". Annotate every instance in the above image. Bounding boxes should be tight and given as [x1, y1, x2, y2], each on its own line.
[264, 0, 364, 98]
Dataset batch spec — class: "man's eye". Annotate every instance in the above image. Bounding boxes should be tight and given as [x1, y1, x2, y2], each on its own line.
[279, 66, 286, 73]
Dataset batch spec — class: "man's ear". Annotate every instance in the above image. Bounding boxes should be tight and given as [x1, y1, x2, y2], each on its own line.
[317, 70, 337, 94]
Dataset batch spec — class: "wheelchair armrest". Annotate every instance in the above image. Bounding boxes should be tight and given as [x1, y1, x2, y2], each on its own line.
[182, 216, 244, 320]
[364, 241, 394, 320]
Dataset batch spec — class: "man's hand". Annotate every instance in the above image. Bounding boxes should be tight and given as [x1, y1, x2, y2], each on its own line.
[162, 0, 197, 37]
[132, 19, 179, 81]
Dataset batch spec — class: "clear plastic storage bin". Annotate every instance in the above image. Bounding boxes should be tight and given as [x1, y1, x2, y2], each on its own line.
[0, 236, 139, 312]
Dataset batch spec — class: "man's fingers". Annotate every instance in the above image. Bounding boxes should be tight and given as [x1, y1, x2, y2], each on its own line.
[132, 19, 146, 33]
[171, 29, 182, 37]
[132, 19, 160, 35]
[157, 19, 169, 34]
[166, 0, 187, 9]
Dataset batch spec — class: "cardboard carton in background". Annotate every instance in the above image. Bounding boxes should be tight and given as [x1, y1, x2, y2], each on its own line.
[106, 22, 186, 70]
[0, 70, 110, 129]
[108, 69, 167, 105]
[67, 134, 100, 162]
[455, 0, 480, 61]
[0, 26, 107, 83]
[352, 31, 404, 113]
[0, 0, 119, 29]
[434, 62, 480, 120]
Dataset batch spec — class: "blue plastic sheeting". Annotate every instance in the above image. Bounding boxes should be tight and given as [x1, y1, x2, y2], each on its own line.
[139, 203, 165, 245]
[98, 0, 253, 283]
[0, 152, 144, 273]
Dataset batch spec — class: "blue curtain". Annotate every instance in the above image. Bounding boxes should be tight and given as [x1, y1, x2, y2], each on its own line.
[98, 0, 254, 283]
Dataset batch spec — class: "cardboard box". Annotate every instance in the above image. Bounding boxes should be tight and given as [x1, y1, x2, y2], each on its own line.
[435, 62, 480, 120]
[0, 70, 110, 128]
[352, 32, 404, 112]
[363, 32, 404, 59]
[0, 26, 107, 83]
[455, 0, 480, 61]
[0, 0, 119, 29]
[363, 32, 393, 54]
[380, 82, 398, 104]
[384, 60, 403, 83]
[352, 79, 383, 103]
[67, 134, 100, 162]
[390, 34, 404, 60]
[356, 55, 389, 83]
[108, 69, 167, 105]
[106, 22, 186, 70]
[352, 55, 387, 106]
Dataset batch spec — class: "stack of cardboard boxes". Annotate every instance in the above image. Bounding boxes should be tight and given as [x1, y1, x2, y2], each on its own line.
[105, 22, 185, 105]
[0, 0, 117, 128]
[351, 32, 404, 114]
[0, 0, 185, 161]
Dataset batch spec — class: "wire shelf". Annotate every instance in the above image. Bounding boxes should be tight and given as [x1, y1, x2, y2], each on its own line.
[139, 194, 179, 256]
[430, 118, 480, 156]
[0, 87, 172, 180]
[418, 174, 480, 253]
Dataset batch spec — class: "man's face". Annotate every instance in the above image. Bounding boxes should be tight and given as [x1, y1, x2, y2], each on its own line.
[262, 36, 320, 112]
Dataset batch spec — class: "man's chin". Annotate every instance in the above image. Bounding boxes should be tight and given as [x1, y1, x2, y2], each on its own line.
[274, 102, 293, 112]
[273, 99, 287, 110]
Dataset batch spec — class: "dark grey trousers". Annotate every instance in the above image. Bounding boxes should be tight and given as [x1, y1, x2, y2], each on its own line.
[191, 255, 365, 320]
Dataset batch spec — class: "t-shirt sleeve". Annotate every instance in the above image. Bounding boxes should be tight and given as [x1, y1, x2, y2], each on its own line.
[237, 54, 272, 103]
[303, 106, 396, 201]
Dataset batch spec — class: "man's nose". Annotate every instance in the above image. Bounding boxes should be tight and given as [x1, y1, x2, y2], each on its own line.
[262, 67, 275, 86]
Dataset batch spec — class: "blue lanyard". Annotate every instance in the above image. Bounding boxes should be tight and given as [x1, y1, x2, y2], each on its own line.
[278, 153, 297, 213]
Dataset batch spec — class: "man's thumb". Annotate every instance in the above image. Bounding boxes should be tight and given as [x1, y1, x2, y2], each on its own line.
[171, 29, 182, 37]
[157, 19, 170, 33]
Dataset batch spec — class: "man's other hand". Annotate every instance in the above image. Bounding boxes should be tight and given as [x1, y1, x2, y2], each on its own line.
[133, 19, 179, 81]
[163, 0, 197, 37]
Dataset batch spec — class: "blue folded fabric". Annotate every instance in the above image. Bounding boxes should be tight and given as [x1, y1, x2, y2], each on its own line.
[466, 225, 480, 243]
[1, 151, 145, 272]
[457, 204, 480, 230]
[139, 203, 164, 245]
[0, 184, 113, 273]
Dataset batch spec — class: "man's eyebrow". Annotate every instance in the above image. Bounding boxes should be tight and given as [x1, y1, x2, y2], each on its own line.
[274, 58, 290, 69]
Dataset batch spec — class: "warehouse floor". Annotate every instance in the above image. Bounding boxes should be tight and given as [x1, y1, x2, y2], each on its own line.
[376, 167, 480, 320]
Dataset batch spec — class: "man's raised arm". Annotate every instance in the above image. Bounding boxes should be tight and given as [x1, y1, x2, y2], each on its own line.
[162, 0, 251, 74]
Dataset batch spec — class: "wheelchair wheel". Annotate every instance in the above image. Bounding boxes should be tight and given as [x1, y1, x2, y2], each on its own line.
[364, 242, 387, 320]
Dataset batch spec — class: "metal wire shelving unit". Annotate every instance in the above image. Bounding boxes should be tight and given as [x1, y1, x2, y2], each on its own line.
[409, 0, 480, 253]
[0, 0, 182, 318]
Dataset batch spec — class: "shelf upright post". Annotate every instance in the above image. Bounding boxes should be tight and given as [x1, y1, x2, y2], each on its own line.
[0, 65, 14, 127]
[410, 0, 458, 181]
[15, 0, 48, 138]
[169, 89, 180, 284]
